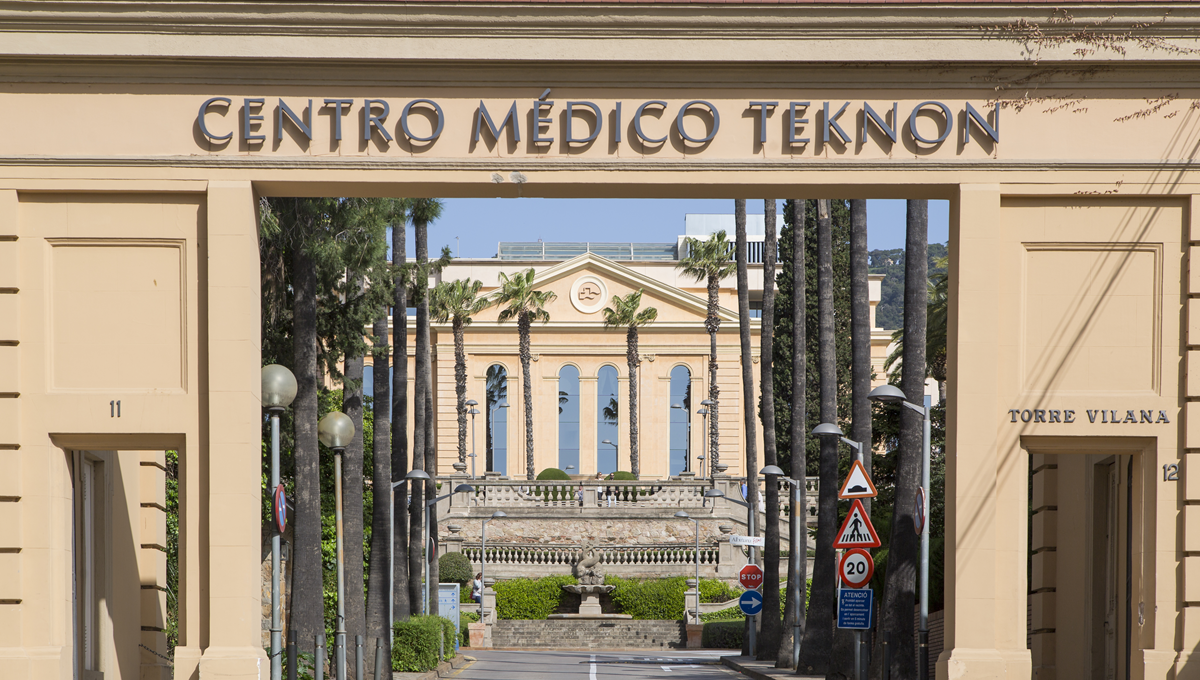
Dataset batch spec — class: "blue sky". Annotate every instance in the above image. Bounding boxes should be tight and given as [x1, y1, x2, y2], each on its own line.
[403, 199, 949, 260]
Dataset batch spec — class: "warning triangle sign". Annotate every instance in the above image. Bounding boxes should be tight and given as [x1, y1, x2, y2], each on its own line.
[838, 460, 878, 500]
[833, 499, 881, 549]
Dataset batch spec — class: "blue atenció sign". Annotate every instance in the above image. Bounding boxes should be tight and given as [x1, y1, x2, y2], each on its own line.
[739, 590, 764, 616]
[837, 588, 873, 629]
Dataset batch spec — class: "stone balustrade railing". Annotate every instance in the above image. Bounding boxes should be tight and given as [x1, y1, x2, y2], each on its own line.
[460, 541, 720, 569]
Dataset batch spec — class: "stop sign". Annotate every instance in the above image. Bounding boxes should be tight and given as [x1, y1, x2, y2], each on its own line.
[739, 564, 764, 590]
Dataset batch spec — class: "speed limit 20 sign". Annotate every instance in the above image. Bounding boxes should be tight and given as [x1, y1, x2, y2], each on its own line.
[838, 549, 875, 588]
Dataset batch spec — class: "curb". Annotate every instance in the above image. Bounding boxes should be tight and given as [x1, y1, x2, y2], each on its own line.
[721, 655, 822, 680]
[393, 654, 474, 680]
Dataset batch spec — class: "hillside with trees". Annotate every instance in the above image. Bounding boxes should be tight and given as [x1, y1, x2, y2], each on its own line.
[870, 243, 948, 330]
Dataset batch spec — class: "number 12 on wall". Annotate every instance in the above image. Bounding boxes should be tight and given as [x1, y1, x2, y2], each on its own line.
[1164, 463, 1179, 482]
[110, 400, 121, 418]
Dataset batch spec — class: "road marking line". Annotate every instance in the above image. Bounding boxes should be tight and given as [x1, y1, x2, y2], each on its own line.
[590, 654, 597, 680]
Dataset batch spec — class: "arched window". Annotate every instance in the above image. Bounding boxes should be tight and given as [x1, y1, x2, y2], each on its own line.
[669, 365, 692, 476]
[597, 366, 619, 474]
[485, 365, 508, 476]
[558, 365, 581, 473]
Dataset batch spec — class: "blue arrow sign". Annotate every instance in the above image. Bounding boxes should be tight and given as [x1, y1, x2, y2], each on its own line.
[837, 588, 873, 629]
[739, 590, 764, 616]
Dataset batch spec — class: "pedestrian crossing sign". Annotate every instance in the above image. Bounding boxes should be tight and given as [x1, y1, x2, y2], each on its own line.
[832, 499, 881, 549]
[837, 459, 878, 500]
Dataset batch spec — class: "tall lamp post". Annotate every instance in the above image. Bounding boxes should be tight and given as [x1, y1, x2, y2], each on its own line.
[466, 399, 479, 479]
[758, 464, 803, 671]
[481, 510, 506, 619]
[261, 365, 297, 680]
[674, 511, 701, 625]
[601, 439, 619, 473]
[703, 487, 756, 656]
[700, 399, 714, 480]
[867, 384, 931, 680]
[812, 424, 866, 680]
[696, 406, 709, 479]
[671, 403, 691, 473]
[488, 399, 509, 473]
[317, 411, 356, 680]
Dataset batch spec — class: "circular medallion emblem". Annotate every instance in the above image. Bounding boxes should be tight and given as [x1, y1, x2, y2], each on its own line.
[570, 275, 608, 314]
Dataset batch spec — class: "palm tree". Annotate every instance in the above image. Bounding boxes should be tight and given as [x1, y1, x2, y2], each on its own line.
[391, 215, 412, 621]
[849, 200, 872, 513]
[885, 255, 948, 404]
[758, 199, 781, 659]
[676, 231, 735, 475]
[601, 289, 659, 477]
[409, 198, 443, 615]
[431, 278, 489, 468]
[776, 199, 807, 669]
[798, 199, 836, 674]
[733, 199, 759, 654]
[493, 268, 557, 480]
[878, 199, 929, 679]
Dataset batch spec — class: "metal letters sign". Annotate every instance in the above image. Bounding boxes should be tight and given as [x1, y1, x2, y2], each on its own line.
[833, 499, 881, 549]
[837, 588, 874, 629]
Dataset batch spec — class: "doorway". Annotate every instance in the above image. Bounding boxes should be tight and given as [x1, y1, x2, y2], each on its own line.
[1029, 450, 1138, 680]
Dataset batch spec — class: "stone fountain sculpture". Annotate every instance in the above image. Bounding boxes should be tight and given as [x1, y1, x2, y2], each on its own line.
[549, 540, 631, 619]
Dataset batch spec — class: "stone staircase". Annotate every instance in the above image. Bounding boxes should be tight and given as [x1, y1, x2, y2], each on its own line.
[491, 619, 686, 650]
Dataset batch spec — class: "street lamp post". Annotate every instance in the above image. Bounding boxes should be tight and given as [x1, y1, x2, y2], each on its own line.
[481, 511, 506, 621]
[466, 400, 479, 479]
[317, 411, 356, 680]
[261, 365, 297, 680]
[406, 470, 474, 616]
[812, 424, 866, 680]
[675, 511, 702, 625]
[488, 400, 509, 473]
[601, 439, 619, 474]
[703, 487, 756, 656]
[867, 384, 932, 680]
[758, 465, 803, 671]
[671, 403, 691, 473]
[696, 407, 709, 480]
[700, 399, 714, 481]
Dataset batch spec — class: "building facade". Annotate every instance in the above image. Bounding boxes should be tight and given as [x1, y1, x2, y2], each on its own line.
[0, 2, 1198, 679]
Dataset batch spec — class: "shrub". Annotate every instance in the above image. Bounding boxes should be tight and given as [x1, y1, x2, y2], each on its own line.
[536, 468, 571, 480]
[606, 575, 686, 620]
[701, 621, 744, 649]
[392, 616, 456, 672]
[699, 579, 742, 603]
[493, 575, 578, 619]
[439, 552, 473, 588]
[607, 471, 638, 481]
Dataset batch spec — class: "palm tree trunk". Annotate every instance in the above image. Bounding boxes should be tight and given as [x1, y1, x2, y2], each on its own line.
[706, 276, 720, 476]
[291, 247, 323, 654]
[342, 352, 367, 659]
[367, 312, 392, 665]
[519, 312, 535, 480]
[626, 325, 640, 477]
[392, 224, 411, 622]
[849, 199, 872, 510]
[777, 198, 807, 668]
[410, 219, 428, 613]
[878, 199, 928, 680]
[798, 199, 836, 675]
[454, 319, 468, 465]
[759, 199, 781, 659]
[734, 198, 760, 654]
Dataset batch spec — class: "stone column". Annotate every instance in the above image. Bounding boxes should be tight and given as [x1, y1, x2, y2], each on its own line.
[198, 181, 268, 680]
[1180, 193, 1200, 676]
[940, 185, 1028, 680]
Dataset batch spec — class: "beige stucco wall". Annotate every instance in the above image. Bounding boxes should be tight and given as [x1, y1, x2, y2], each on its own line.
[1, 2, 1200, 680]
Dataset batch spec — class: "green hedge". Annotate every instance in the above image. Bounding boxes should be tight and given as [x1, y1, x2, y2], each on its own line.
[391, 616, 455, 672]
[605, 575, 687, 619]
[536, 468, 571, 480]
[699, 579, 742, 603]
[699, 583, 808, 622]
[701, 621, 744, 649]
[493, 575, 578, 619]
[440, 552, 473, 588]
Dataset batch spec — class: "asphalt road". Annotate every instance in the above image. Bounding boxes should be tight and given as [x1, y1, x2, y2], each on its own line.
[452, 650, 744, 680]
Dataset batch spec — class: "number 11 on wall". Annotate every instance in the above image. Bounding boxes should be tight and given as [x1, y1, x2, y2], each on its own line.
[110, 400, 121, 418]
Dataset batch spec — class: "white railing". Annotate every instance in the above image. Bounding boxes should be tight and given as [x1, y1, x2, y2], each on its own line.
[460, 479, 711, 508]
[461, 542, 720, 568]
